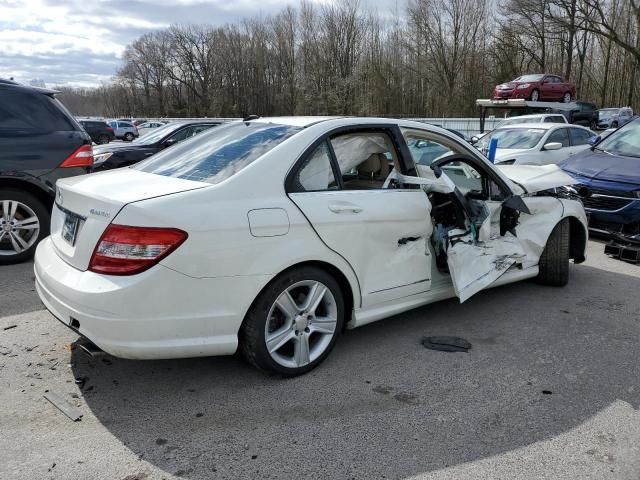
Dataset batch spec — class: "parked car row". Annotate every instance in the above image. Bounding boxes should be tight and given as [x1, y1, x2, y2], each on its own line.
[0, 81, 221, 265]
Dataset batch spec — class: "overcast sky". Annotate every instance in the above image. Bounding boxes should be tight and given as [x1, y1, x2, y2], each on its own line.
[2, 0, 380, 88]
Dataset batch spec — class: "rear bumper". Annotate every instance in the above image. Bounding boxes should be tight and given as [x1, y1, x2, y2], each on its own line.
[34, 237, 270, 359]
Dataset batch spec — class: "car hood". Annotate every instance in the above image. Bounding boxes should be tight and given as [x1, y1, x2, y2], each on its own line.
[560, 149, 640, 186]
[494, 148, 530, 161]
[497, 164, 578, 193]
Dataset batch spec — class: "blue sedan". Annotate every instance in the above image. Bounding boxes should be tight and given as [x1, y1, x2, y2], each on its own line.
[561, 118, 640, 235]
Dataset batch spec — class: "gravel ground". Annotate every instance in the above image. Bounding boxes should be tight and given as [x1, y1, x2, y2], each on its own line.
[1, 240, 639, 480]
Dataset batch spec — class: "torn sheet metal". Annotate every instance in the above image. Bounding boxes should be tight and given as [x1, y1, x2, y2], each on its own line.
[386, 167, 455, 194]
[497, 164, 578, 193]
[446, 233, 526, 303]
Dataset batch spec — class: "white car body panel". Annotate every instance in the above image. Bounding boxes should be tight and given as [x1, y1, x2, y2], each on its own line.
[34, 117, 588, 361]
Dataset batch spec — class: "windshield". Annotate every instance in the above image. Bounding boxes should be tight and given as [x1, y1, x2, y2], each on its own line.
[134, 121, 302, 183]
[596, 119, 640, 158]
[480, 128, 545, 150]
[514, 74, 544, 82]
[598, 109, 618, 119]
[497, 117, 542, 128]
[132, 122, 183, 145]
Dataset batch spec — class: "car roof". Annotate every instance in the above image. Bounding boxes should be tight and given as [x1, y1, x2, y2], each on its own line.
[495, 122, 589, 130]
[501, 113, 563, 120]
[251, 116, 344, 127]
[0, 80, 60, 96]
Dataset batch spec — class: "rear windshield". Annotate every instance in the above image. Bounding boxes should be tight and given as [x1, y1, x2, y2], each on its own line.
[134, 121, 302, 184]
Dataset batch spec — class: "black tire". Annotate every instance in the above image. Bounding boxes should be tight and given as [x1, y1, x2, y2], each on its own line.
[240, 266, 345, 376]
[530, 89, 540, 101]
[0, 189, 50, 265]
[562, 92, 571, 103]
[612, 121, 618, 129]
[537, 218, 570, 286]
[97, 134, 110, 144]
[124, 132, 134, 142]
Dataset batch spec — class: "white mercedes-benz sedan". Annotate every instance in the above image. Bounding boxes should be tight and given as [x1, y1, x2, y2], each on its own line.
[34, 117, 588, 375]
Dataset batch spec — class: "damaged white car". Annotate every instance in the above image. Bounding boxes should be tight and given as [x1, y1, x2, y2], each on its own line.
[34, 117, 588, 375]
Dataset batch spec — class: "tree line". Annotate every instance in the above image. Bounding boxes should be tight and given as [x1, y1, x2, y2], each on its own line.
[57, 0, 640, 118]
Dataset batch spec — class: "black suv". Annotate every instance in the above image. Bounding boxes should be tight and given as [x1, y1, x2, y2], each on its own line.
[79, 120, 115, 144]
[569, 102, 598, 129]
[0, 80, 93, 264]
[92, 120, 220, 170]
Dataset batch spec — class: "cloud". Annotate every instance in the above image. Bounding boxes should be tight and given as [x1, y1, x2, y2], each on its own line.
[0, 0, 298, 87]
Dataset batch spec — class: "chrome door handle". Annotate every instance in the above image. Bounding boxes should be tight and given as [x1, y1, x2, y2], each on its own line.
[328, 203, 363, 214]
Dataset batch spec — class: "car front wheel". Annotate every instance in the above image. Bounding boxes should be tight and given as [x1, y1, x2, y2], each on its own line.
[530, 89, 540, 101]
[240, 266, 345, 376]
[537, 218, 569, 286]
[0, 189, 50, 265]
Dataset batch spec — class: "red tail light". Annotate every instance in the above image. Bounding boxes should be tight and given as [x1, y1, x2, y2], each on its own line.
[89, 225, 188, 275]
[59, 144, 94, 168]
[107, 127, 114, 133]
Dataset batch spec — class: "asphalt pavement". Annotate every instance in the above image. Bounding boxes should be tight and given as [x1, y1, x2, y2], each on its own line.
[1, 240, 639, 479]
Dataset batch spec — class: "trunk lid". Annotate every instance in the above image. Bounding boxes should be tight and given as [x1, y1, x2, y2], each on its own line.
[51, 169, 208, 270]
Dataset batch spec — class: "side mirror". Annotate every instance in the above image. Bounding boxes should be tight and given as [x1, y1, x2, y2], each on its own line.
[543, 142, 562, 151]
[588, 135, 601, 146]
[470, 136, 479, 145]
[163, 138, 178, 148]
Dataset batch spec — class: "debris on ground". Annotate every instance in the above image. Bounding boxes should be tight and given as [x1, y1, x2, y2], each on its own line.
[421, 336, 472, 352]
[3, 325, 17, 331]
[605, 233, 640, 263]
[44, 391, 83, 422]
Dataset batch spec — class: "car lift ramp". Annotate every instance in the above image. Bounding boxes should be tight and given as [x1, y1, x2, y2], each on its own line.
[476, 99, 580, 133]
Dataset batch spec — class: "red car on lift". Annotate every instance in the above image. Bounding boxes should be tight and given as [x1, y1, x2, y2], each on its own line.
[493, 74, 576, 103]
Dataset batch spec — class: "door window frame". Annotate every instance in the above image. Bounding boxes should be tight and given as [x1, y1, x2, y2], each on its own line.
[285, 124, 415, 193]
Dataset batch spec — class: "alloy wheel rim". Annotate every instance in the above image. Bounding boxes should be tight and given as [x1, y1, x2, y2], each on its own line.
[0, 200, 40, 256]
[265, 280, 338, 368]
[564, 93, 571, 102]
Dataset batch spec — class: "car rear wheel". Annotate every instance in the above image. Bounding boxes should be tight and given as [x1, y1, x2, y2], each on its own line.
[0, 189, 50, 265]
[537, 218, 569, 286]
[530, 89, 540, 101]
[124, 132, 134, 142]
[97, 134, 110, 144]
[612, 121, 618, 128]
[240, 266, 344, 376]
[562, 92, 571, 103]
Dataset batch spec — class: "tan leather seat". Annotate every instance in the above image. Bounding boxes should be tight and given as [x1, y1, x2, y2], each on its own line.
[345, 153, 390, 189]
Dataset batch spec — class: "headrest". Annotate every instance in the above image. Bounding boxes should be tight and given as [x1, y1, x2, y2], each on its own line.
[358, 153, 386, 174]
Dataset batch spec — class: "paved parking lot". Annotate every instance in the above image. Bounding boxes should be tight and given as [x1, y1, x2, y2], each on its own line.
[1, 240, 639, 479]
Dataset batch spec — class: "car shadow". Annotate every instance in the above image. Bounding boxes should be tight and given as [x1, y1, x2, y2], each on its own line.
[71, 264, 640, 479]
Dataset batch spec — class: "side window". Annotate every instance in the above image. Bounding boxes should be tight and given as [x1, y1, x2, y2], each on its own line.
[569, 128, 594, 146]
[290, 141, 337, 192]
[120, 122, 133, 129]
[545, 116, 564, 123]
[0, 90, 73, 131]
[329, 131, 398, 190]
[192, 125, 213, 135]
[402, 132, 456, 167]
[167, 126, 196, 143]
[547, 128, 570, 147]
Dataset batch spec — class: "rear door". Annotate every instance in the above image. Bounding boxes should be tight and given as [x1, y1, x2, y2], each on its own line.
[287, 127, 433, 307]
[540, 76, 556, 99]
